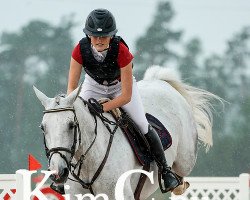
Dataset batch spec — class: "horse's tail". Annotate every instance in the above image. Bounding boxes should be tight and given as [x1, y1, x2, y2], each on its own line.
[143, 65, 221, 151]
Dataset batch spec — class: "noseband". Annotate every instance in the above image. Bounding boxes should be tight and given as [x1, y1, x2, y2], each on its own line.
[41, 100, 121, 195]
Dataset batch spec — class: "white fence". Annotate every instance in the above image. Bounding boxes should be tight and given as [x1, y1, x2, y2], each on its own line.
[0, 172, 249, 199]
[0, 174, 16, 199]
[172, 173, 250, 200]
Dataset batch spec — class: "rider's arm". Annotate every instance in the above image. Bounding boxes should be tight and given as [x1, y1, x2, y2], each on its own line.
[67, 57, 82, 95]
[102, 61, 133, 112]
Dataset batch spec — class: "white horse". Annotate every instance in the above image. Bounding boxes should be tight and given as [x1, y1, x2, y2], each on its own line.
[34, 66, 218, 200]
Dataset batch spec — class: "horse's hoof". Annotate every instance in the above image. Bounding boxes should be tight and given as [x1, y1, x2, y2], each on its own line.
[172, 181, 190, 195]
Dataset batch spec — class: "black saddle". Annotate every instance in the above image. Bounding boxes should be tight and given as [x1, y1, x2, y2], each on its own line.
[114, 111, 173, 166]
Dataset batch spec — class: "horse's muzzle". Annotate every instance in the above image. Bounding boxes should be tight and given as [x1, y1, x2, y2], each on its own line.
[49, 167, 69, 184]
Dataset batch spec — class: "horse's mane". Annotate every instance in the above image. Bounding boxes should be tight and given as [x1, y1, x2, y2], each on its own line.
[143, 65, 222, 151]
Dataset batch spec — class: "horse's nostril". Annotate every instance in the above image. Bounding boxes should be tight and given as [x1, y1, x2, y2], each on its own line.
[48, 167, 69, 183]
[60, 168, 69, 179]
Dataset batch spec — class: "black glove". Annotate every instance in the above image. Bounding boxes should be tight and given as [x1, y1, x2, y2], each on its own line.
[88, 98, 104, 114]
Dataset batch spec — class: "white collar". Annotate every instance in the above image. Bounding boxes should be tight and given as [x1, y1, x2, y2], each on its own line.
[91, 45, 108, 62]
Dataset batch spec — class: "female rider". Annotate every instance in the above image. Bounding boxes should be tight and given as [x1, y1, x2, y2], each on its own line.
[67, 8, 179, 192]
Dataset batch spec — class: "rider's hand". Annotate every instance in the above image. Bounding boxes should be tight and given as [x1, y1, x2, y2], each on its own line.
[88, 98, 104, 114]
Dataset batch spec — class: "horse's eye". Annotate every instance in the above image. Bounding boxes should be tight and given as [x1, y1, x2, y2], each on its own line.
[39, 123, 45, 132]
[69, 121, 76, 130]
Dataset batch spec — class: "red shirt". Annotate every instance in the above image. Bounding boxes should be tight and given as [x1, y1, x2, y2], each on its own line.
[72, 41, 133, 68]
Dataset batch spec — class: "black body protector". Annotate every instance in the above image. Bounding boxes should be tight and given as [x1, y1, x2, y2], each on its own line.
[79, 36, 129, 85]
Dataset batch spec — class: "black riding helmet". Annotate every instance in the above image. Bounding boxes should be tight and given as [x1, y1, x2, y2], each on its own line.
[83, 9, 118, 37]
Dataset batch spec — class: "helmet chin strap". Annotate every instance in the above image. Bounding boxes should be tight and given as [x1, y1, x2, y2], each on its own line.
[91, 45, 108, 62]
[98, 47, 109, 52]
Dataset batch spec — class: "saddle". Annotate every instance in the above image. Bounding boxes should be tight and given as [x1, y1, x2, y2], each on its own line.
[113, 110, 172, 166]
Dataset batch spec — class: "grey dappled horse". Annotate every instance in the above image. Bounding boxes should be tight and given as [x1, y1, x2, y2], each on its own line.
[34, 66, 218, 200]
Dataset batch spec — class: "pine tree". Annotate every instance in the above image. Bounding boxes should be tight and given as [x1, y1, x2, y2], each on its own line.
[178, 38, 202, 85]
[134, 1, 182, 80]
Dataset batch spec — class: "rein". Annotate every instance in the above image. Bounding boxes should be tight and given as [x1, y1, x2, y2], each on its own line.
[42, 98, 120, 195]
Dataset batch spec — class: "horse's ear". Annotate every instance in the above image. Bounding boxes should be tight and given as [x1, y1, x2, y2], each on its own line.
[66, 82, 83, 105]
[33, 85, 51, 108]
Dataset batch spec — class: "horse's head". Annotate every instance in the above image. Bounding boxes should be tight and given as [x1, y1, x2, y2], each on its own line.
[33, 86, 81, 184]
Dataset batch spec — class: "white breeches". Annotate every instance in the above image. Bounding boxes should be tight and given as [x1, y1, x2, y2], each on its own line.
[79, 74, 149, 134]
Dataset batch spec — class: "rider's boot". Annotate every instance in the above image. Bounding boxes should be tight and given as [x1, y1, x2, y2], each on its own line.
[144, 125, 180, 192]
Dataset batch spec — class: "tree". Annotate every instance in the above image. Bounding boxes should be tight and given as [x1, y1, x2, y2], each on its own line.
[0, 18, 75, 172]
[224, 27, 250, 105]
[190, 27, 250, 176]
[178, 38, 202, 85]
[134, 1, 182, 80]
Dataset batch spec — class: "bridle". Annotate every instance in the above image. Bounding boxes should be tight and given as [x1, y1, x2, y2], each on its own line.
[41, 98, 121, 195]
[42, 107, 80, 171]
